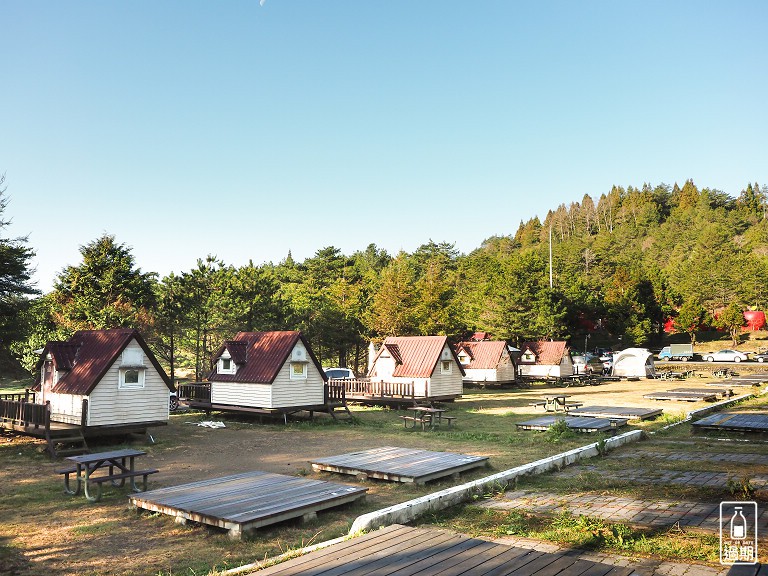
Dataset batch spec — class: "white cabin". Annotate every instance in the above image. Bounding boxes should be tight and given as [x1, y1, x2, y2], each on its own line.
[455, 340, 516, 384]
[517, 341, 574, 379]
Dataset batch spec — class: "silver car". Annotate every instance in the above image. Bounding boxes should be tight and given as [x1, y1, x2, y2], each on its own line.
[701, 349, 748, 362]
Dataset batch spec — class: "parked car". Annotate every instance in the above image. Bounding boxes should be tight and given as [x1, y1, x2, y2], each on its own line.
[701, 349, 749, 363]
[572, 353, 604, 375]
[753, 353, 768, 363]
[324, 367, 356, 379]
[169, 391, 179, 411]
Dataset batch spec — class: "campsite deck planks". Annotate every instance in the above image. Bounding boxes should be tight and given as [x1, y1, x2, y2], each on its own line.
[515, 415, 628, 433]
[128, 470, 367, 539]
[643, 390, 718, 402]
[310, 446, 489, 484]
[692, 412, 768, 433]
[249, 524, 637, 576]
[568, 405, 662, 420]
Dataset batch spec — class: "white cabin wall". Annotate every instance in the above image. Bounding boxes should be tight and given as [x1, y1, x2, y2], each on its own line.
[211, 381, 272, 407]
[88, 339, 170, 426]
[270, 360, 325, 408]
[46, 392, 85, 424]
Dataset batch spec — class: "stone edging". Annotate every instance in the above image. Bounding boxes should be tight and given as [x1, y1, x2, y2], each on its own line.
[348, 429, 643, 534]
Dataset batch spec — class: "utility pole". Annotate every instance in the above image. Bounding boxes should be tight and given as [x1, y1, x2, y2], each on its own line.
[549, 226, 553, 289]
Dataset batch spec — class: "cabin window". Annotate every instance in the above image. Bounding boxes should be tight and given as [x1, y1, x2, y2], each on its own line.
[218, 356, 236, 374]
[290, 362, 308, 380]
[119, 367, 145, 389]
[441, 360, 452, 374]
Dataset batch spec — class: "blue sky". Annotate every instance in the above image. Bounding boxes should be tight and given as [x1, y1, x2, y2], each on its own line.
[2, 1, 766, 291]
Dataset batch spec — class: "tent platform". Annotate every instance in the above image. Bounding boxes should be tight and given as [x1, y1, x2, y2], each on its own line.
[310, 446, 488, 484]
[251, 524, 637, 576]
[643, 390, 718, 402]
[692, 412, 768, 433]
[568, 405, 662, 420]
[129, 470, 367, 539]
[668, 387, 732, 398]
[515, 415, 628, 433]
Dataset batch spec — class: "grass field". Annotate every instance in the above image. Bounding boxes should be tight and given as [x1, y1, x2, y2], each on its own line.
[1, 372, 766, 574]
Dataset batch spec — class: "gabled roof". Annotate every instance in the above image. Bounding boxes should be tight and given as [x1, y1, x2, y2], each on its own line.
[222, 340, 248, 365]
[33, 329, 172, 395]
[371, 336, 465, 378]
[455, 341, 508, 369]
[519, 341, 569, 365]
[208, 331, 325, 384]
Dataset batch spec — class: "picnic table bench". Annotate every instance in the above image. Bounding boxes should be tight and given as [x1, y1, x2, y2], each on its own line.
[57, 448, 158, 502]
[399, 406, 456, 430]
[532, 395, 584, 413]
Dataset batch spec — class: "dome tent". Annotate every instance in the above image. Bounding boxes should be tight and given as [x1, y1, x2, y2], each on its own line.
[611, 348, 655, 378]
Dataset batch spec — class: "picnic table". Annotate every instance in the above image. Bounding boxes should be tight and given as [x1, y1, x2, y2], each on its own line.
[530, 394, 583, 413]
[58, 448, 158, 503]
[399, 406, 456, 430]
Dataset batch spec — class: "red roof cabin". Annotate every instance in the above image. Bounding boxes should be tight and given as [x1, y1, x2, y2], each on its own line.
[517, 341, 574, 379]
[455, 340, 516, 386]
[26, 329, 173, 449]
[178, 331, 349, 421]
[365, 336, 464, 401]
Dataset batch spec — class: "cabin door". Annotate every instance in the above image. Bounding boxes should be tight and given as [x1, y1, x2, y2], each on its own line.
[42, 360, 54, 402]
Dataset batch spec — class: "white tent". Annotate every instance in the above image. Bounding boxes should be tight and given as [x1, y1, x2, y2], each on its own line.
[611, 348, 655, 378]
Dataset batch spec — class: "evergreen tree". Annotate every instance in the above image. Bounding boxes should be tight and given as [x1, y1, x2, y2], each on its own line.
[51, 234, 156, 331]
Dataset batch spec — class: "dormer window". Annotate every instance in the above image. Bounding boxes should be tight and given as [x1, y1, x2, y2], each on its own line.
[119, 347, 146, 388]
[218, 352, 236, 375]
[458, 353, 470, 366]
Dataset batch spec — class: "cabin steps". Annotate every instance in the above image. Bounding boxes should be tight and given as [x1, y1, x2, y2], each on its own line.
[46, 429, 89, 458]
[327, 403, 353, 421]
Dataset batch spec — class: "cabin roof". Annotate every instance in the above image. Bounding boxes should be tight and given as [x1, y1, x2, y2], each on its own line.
[33, 329, 172, 395]
[519, 341, 569, 365]
[371, 336, 465, 378]
[208, 331, 325, 384]
[456, 340, 508, 369]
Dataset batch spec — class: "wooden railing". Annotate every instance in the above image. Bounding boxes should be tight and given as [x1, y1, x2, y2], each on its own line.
[325, 381, 347, 404]
[334, 378, 415, 399]
[0, 398, 50, 429]
[177, 383, 212, 403]
[0, 390, 36, 403]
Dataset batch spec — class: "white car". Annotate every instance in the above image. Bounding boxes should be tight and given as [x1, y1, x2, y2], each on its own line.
[701, 349, 749, 363]
[324, 367, 356, 379]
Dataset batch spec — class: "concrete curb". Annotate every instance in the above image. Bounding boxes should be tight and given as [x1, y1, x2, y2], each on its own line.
[348, 429, 643, 534]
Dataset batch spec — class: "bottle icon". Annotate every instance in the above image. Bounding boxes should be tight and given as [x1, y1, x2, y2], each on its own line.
[730, 507, 747, 540]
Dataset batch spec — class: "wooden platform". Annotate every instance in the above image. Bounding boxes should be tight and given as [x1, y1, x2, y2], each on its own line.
[643, 390, 718, 402]
[692, 412, 768, 433]
[668, 387, 732, 398]
[568, 405, 663, 420]
[129, 470, 367, 539]
[250, 524, 637, 576]
[515, 415, 628, 433]
[310, 446, 488, 484]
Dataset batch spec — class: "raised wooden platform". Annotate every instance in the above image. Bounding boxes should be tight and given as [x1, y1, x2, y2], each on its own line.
[515, 415, 628, 433]
[668, 387, 732, 398]
[568, 405, 663, 420]
[643, 390, 718, 402]
[249, 524, 637, 576]
[692, 412, 768, 433]
[310, 446, 488, 484]
[129, 470, 367, 539]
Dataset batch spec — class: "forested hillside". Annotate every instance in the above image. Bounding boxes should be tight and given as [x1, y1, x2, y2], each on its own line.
[3, 179, 767, 379]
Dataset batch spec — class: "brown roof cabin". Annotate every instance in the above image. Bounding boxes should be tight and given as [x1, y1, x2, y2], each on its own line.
[362, 336, 464, 403]
[178, 331, 350, 422]
[4, 329, 174, 456]
[455, 340, 516, 386]
[517, 340, 574, 379]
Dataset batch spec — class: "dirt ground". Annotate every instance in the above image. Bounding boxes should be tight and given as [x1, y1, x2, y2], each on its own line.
[0, 375, 761, 576]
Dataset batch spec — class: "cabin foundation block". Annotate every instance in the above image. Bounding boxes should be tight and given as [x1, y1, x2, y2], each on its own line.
[302, 511, 318, 523]
[356, 472, 368, 482]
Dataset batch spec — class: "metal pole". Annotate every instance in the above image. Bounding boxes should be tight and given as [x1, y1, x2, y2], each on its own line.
[549, 226, 553, 289]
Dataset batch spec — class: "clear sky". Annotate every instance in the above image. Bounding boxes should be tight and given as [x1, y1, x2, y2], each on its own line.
[2, 1, 766, 292]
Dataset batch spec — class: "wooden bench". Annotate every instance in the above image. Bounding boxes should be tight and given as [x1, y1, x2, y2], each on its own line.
[564, 402, 584, 411]
[442, 416, 457, 428]
[529, 401, 547, 409]
[399, 415, 429, 430]
[57, 466, 159, 500]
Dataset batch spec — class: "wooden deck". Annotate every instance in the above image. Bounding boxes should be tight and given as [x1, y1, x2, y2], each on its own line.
[668, 387, 732, 398]
[643, 390, 718, 402]
[249, 524, 637, 576]
[310, 446, 488, 484]
[129, 470, 367, 539]
[515, 416, 628, 433]
[568, 405, 662, 420]
[692, 412, 768, 433]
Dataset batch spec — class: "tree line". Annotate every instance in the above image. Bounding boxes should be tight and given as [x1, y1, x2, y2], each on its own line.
[2, 177, 767, 380]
